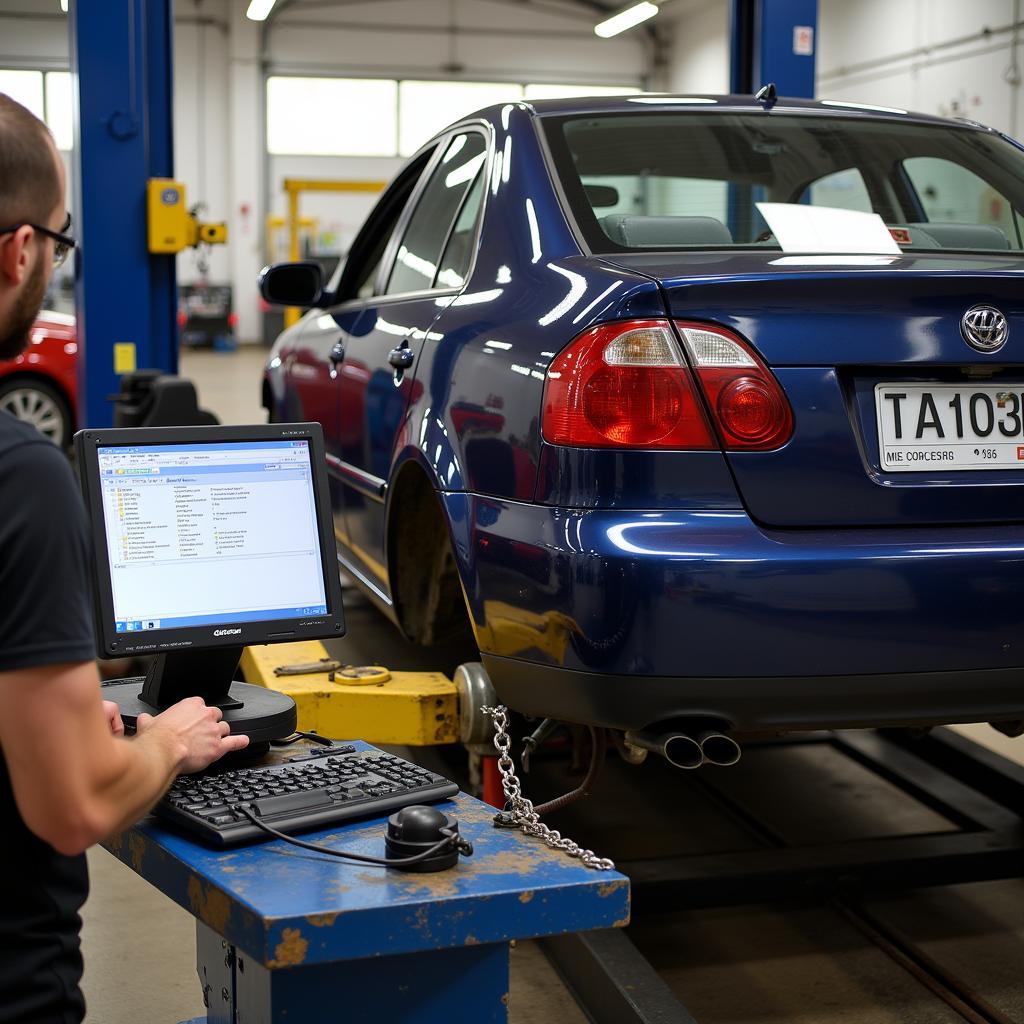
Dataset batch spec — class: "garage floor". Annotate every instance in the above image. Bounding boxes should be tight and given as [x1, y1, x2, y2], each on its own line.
[79, 346, 1024, 1023]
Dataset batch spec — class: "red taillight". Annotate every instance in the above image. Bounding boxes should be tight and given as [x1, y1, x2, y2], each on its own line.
[541, 319, 715, 449]
[675, 321, 793, 450]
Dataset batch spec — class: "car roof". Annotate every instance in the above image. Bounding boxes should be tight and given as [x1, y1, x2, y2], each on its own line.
[468, 94, 992, 133]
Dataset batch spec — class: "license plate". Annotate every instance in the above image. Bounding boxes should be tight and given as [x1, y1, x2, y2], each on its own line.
[875, 382, 1024, 472]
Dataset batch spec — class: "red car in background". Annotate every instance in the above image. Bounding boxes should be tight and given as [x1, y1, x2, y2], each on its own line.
[0, 311, 77, 447]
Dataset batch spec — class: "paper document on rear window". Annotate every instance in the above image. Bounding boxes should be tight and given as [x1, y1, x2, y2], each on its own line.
[756, 203, 902, 254]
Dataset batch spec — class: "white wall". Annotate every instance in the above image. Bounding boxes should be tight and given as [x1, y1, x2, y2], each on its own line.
[818, 0, 1024, 136]
[265, 0, 649, 83]
[174, 2, 232, 287]
[663, 0, 730, 94]
[0, 2, 67, 68]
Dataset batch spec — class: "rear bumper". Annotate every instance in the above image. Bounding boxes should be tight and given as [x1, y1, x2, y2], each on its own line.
[443, 496, 1024, 730]
[481, 655, 1024, 732]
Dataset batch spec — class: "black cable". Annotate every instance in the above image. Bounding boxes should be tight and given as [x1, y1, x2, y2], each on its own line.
[270, 730, 334, 747]
[235, 806, 459, 866]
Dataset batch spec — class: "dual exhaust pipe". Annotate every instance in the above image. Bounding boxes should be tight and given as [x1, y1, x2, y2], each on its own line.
[624, 726, 741, 769]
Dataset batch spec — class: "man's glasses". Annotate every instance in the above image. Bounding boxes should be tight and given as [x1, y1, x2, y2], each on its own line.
[0, 213, 77, 269]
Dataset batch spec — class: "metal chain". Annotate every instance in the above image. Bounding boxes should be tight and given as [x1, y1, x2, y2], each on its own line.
[481, 705, 616, 871]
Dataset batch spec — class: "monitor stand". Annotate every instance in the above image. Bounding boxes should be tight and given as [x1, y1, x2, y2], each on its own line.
[102, 646, 297, 751]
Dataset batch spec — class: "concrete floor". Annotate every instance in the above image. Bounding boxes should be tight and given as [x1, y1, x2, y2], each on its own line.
[78, 345, 1024, 1022]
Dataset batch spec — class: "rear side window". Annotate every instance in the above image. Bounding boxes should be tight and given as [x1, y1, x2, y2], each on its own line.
[903, 156, 1021, 247]
[544, 112, 1024, 253]
[435, 169, 486, 288]
[805, 168, 872, 213]
[385, 131, 488, 295]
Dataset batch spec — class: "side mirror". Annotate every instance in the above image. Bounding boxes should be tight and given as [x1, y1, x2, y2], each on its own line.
[258, 261, 325, 308]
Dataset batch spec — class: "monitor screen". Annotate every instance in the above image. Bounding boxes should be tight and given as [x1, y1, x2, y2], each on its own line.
[76, 423, 344, 657]
[96, 439, 327, 633]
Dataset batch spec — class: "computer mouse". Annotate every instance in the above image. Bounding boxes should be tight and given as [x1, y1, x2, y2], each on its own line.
[384, 805, 473, 872]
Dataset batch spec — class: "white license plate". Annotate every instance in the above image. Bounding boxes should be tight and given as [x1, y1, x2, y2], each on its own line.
[875, 382, 1024, 472]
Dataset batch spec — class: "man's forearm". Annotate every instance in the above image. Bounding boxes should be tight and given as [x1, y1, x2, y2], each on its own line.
[91, 729, 186, 839]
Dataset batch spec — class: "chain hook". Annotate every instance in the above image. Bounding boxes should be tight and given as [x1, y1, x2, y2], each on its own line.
[479, 705, 615, 871]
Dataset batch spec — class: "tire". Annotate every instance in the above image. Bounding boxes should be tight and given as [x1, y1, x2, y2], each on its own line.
[0, 377, 73, 447]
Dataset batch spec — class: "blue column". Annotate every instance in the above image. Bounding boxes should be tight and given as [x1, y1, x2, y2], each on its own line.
[69, 0, 178, 429]
[730, 0, 818, 99]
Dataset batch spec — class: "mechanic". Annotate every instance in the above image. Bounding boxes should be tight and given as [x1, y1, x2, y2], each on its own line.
[0, 94, 249, 1024]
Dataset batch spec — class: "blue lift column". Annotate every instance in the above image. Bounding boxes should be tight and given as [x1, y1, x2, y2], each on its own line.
[730, 0, 818, 98]
[69, 0, 178, 428]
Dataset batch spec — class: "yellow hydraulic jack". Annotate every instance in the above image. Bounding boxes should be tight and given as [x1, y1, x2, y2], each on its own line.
[240, 641, 468, 746]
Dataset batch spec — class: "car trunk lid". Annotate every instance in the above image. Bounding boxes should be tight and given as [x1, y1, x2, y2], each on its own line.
[602, 250, 1024, 527]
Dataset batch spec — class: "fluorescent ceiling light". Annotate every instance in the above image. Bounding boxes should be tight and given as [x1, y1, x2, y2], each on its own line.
[246, 0, 277, 21]
[595, 1, 658, 38]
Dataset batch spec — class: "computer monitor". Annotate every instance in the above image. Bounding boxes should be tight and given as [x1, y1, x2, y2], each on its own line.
[74, 422, 346, 746]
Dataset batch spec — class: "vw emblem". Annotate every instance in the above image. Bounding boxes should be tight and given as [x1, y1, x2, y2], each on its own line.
[961, 305, 1008, 352]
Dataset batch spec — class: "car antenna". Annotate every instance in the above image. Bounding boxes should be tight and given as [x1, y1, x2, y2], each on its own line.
[755, 83, 778, 110]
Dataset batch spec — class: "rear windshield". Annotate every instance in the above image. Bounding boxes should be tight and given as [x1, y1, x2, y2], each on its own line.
[543, 111, 1024, 254]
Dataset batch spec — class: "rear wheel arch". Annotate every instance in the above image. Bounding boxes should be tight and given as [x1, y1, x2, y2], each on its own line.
[385, 458, 476, 649]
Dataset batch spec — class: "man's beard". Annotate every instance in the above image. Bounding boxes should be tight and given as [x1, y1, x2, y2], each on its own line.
[0, 257, 48, 360]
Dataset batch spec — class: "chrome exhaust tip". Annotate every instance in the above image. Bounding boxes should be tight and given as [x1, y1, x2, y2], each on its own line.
[624, 729, 703, 770]
[697, 730, 742, 767]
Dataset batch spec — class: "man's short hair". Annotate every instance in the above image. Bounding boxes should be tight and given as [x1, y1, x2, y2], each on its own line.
[0, 94, 62, 227]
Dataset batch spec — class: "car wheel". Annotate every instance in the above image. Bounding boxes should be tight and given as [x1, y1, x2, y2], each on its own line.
[0, 378, 72, 447]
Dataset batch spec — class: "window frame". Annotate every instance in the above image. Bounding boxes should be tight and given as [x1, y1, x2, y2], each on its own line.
[434, 161, 488, 289]
[383, 129, 489, 297]
[328, 121, 492, 308]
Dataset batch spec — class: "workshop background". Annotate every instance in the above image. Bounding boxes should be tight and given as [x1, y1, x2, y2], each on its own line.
[2, 0, 1020, 348]
[3, 1, 1024, 1022]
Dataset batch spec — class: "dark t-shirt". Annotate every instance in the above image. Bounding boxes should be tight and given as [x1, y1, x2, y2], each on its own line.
[0, 412, 96, 1023]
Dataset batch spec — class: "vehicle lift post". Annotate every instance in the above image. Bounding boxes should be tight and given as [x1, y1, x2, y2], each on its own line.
[730, 0, 819, 97]
[69, 0, 178, 428]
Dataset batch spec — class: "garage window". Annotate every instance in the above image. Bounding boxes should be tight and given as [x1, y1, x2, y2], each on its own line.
[525, 83, 641, 100]
[266, 77, 398, 156]
[0, 70, 44, 119]
[45, 72, 73, 151]
[398, 81, 519, 156]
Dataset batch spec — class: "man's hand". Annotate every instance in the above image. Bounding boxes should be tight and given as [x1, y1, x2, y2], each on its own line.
[102, 699, 124, 737]
[137, 697, 249, 774]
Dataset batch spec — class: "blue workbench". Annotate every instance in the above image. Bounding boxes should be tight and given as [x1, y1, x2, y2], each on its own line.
[104, 749, 630, 1023]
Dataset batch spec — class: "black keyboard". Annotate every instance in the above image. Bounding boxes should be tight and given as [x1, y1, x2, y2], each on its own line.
[157, 745, 460, 846]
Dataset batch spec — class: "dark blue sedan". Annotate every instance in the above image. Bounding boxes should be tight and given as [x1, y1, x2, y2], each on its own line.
[262, 94, 1024, 747]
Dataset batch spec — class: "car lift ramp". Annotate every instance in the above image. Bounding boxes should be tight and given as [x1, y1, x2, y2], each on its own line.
[240, 641, 459, 745]
[534, 728, 1024, 1024]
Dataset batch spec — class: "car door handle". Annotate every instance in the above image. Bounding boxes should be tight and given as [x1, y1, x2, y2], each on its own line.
[388, 346, 415, 370]
[329, 341, 346, 365]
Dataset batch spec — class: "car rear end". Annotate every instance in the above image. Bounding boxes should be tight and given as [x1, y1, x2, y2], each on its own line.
[478, 100, 1024, 735]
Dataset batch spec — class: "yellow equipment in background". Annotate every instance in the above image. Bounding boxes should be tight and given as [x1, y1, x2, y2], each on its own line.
[146, 178, 228, 254]
[280, 177, 386, 327]
[266, 214, 318, 266]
